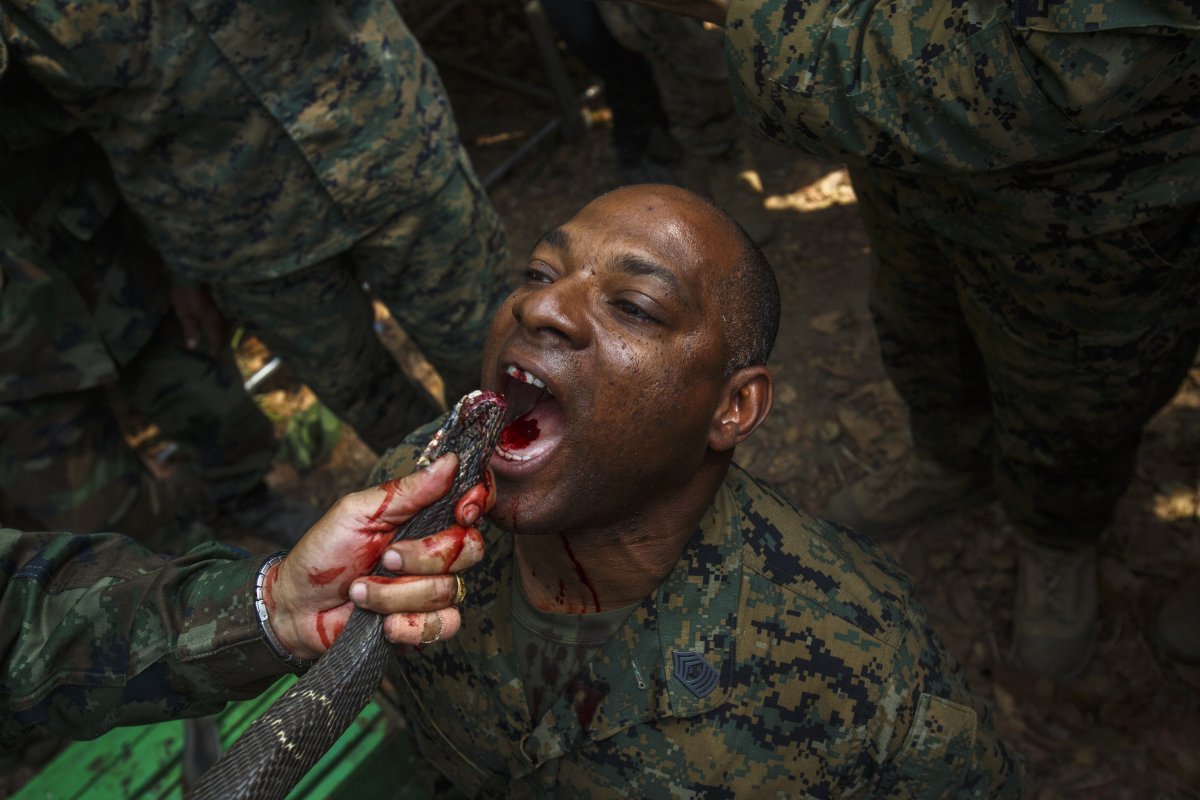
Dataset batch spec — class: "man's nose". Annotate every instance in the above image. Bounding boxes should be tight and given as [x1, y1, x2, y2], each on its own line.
[512, 278, 589, 347]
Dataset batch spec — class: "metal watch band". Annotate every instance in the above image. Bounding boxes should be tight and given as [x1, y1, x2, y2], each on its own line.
[254, 551, 316, 671]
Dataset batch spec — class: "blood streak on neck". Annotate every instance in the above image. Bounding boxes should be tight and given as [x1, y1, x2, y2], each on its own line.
[559, 534, 601, 612]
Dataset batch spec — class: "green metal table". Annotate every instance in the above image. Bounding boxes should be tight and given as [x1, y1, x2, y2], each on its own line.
[13, 677, 432, 800]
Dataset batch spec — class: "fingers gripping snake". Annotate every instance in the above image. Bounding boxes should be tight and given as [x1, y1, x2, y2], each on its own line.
[189, 391, 507, 800]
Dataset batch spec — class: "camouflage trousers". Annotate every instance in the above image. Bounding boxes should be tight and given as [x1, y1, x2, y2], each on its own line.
[0, 315, 277, 552]
[210, 149, 510, 456]
[852, 168, 1200, 548]
[595, 2, 740, 160]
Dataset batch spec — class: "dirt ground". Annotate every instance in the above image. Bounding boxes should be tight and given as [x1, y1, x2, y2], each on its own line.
[9, 5, 1198, 798]
[261, 8, 1200, 798]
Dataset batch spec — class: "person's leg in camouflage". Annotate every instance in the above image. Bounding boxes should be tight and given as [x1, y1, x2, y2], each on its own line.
[823, 168, 996, 538]
[0, 390, 182, 552]
[209, 255, 441, 456]
[594, 2, 776, 243]
[828, 166, 1200, 678]
[954, 207, 1200, 678]
[351, 149, 511, 407]
[118, 314, 321, 545]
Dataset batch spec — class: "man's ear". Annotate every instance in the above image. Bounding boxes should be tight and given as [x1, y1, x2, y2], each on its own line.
[708, 366, 773, 452]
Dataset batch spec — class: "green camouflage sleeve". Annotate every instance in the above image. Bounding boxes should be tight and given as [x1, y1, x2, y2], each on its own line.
[0, 530, 290, 744]
[724, 0, 1200, 172]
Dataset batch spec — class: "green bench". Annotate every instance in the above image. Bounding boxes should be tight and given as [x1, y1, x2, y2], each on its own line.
[14, 677, 432, 799]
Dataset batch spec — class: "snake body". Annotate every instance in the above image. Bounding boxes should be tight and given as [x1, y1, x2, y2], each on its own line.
[189, 391, 507, 800]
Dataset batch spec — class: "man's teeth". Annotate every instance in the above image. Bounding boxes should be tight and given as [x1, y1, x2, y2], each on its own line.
[506, 365, 546, 389]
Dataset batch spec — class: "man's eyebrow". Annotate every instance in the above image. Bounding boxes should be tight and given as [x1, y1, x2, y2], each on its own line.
[534, 227, 570, 252]
[612, 253, 689, 303]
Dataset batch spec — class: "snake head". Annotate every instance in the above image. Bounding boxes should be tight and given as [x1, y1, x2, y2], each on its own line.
[416, 390, 508, 470]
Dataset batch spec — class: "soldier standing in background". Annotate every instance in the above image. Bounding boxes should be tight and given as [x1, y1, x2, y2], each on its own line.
[612, 0, 1200, 677]
[0, 0, 510, 457]
[0, 97, 315, 551]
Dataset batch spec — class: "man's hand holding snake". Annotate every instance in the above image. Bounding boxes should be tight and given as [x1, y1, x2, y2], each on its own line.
[260, 454, 492, 658]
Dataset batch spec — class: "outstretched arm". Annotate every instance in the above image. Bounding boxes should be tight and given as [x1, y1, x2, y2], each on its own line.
[0, 455, 488, 744]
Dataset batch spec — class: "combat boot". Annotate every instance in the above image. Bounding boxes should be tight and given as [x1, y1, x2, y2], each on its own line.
[1153, 575, 1200, 663]
[821, 448, 994, 540]
[1011, 539, 1097, 679]
[707, 139, 776, 246]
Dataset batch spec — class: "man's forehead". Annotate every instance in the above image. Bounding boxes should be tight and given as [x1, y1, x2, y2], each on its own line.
[541, 189, 734, 276]
[533, 219, 709, 309]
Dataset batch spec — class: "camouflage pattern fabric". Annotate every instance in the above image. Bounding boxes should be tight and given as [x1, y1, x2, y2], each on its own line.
[0, 318, 278, 554]
[371, 426, 1023, 798]
[724, 0, 1200, 543]
[596, 2, 742, 159]
[0, 311, 281, 554]
[1, 0, 511, 454]
[210, 151, 510, 454]
[0, 388, 177, 549]
[0, 133, 277, 551]
[0, 529, 286, 745]
[0, 122, 168, 402]
[0, 0, 464, 284]
[0, 205, 116, 403]
[854, 168, 1200, 547]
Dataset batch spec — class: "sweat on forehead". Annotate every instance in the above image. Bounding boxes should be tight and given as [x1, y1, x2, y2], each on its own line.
[536, 185, 738, 255]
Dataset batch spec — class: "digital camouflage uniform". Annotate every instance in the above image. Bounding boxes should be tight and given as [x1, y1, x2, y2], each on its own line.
[724, 0, 1200, 546]
[371, 427, 1023, 798]
[0, 529, 287, 745]
[0, 92, 277, 551]
[0, 0, 511, 454]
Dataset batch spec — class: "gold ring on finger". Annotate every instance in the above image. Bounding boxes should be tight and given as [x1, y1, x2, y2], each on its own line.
[452, 574, 467, 608]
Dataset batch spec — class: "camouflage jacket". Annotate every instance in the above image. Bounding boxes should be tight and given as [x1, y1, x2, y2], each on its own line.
[0, 0, 460, 283]
[0, 127, 171, 403]
[0, 530, 288, 744]
[373, 436, 1023, 798]
[725, 0, 1200, 247]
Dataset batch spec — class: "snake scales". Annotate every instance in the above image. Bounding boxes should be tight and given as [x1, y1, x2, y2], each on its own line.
[189, 391, 507, 800]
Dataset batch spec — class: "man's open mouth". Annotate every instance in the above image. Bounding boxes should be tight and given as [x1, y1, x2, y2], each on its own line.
[494, 364, 564, 465]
